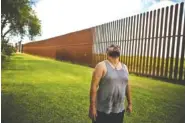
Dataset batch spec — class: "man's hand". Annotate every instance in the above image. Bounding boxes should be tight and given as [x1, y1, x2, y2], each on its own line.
[126, 104, 132, 113]
[88, 105, 97, 121]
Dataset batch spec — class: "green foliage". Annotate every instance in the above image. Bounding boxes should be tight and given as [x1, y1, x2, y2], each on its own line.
[1, 52, 7, 63]
[1, 0, 41, 40]
[2, 53, 185, 123]
[2, 45, 15, 56]
[1, 40, 16, 56]
[1, 39, 16, 67]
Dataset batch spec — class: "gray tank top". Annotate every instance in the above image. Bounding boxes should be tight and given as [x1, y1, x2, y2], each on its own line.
[96, 60, 129, 114]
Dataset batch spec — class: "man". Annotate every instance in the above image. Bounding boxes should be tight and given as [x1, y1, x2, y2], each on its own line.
[89, 44, 132, 123]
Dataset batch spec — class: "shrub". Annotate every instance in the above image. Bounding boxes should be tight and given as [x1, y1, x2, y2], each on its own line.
[1, 52, 7, 62]
[1, 40, 16, 56]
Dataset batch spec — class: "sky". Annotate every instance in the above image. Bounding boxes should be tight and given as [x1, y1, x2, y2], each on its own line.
[19, 0, 185, 44]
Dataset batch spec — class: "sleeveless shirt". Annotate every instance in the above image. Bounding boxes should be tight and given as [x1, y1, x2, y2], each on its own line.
[96, 60, 129, 114]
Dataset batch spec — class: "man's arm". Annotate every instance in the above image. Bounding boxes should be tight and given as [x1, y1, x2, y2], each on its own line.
[126, 81, 132, 105]
[126, 80, 132, 113]
[89, 63, 104, 119]
[124, 64, 132, 106]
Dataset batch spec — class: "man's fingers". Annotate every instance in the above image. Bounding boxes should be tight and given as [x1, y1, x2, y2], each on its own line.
[93, 115, 96, 121]
[89, 113, 93, 120]
[89, 114, 96, 120]
[93, 112, 98, 121]
[88, 112, 92, 119]
[126, 107, 131, 113]
[126, 107, 129, 112]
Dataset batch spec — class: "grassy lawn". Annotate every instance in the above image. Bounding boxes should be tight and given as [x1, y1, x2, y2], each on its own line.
[2, 53, 185, 123]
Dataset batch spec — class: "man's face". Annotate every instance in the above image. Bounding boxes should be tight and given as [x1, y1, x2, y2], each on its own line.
[107, 47, 120, 58]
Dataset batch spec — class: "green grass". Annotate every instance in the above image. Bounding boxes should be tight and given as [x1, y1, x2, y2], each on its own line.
[2, 53, 185, 123]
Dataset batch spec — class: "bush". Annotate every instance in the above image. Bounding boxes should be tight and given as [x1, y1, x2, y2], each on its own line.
[4, 46, 12, 56]
[1, 51, 8, 68]
[1, 40, 16, 56]
[1, 52, 7, 62]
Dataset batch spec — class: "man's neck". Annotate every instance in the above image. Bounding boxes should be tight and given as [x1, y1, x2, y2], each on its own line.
[107, 57, 119, 65]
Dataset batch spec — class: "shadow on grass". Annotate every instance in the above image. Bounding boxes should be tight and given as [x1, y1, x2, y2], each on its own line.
[1, 82, 37, 123]
[1, 93, 27, 123]
[179, 117, 185, 123]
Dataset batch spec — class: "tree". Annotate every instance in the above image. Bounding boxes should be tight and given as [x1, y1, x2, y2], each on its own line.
[1, 0, 41, 41]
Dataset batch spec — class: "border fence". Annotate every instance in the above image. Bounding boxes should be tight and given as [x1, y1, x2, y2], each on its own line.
[23, 2, 185, 84]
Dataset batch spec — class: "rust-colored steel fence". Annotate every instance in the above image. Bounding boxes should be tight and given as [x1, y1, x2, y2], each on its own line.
[23, 2, 185, 84]
[92, 2, 185, 84]
[23, 28, 93, 66]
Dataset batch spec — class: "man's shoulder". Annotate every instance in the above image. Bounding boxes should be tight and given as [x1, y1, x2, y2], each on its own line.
[95, 60, 106, 69]
[121, 63, 129, 73]
[97, 60, 106, 66]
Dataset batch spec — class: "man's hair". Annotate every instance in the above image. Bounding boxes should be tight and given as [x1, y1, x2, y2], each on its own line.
[106, 44, 120, 53]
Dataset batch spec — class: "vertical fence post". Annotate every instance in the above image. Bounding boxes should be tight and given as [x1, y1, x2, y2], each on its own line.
[131, 16, 136, 72]
[153, 9, 160, 77]
[137, 14, 142, 74]
[128, 16, 133, 71]
[179, 3, 185, 83]
[135, 14, 140, 73]
[150, 10, 156, 76]
[169, 4, 178, 80]
[161, 6, 169, 77]
[123, 18, 127, 63]
[157, 8, 164, 76]
[140, 13, 146, 75]
[165, 5, 174, 78]
[124, 18, 128, 64]
[142, 12, 149, 75]
[119, 19, 124, 63]
[146, 11, 153, 75]
[174, 3, 184, 81]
